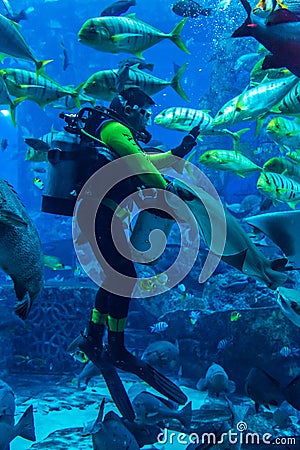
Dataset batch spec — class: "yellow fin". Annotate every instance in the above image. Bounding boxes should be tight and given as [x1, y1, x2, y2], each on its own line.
[111, 33, 142, 43]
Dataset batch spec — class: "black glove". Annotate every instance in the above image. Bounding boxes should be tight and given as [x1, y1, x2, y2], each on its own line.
[165, 181, 195, 201]
[171, 124, 200, 158]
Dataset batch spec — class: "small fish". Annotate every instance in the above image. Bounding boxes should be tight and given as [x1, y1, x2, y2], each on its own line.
[31, 166, 46, 174]
[0, 138, 8, 151]
[199, 149, 261, 178]
[217, 336, 233, 351]
[150, 321, 168, 333]
[43, 255, 65, 270]
[279, 345, 300, 358]
[118, 57, 154, 72]
[100, 0, 136, 17]
[178, 283, 186, 293]
[189, 310, 201, 325]
[33, 177, 44, 190]
[230, 311, 242, 322]
[139, 273, 168, 292]
[60, 40, 70, 71]
[172, 0, 212, 18]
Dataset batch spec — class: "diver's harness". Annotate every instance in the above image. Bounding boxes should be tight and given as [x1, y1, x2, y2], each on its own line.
[41, 106, 152, 216]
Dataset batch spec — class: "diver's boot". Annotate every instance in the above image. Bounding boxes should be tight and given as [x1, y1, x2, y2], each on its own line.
[108, 327, 187, 405]
[68, 310, 135, 422]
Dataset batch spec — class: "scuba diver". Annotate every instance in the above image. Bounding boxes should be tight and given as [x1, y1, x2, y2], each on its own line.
[66, 87, 200, 419]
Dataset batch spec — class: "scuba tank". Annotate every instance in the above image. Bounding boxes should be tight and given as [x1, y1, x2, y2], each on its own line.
[40, 106, 152, 217]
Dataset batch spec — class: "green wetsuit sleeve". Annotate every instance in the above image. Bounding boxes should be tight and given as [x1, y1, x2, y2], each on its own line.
[100, 121, 167, 189]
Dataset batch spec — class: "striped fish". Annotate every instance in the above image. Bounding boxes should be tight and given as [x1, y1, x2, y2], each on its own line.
[250, 58, 292, 86]
[82, 63, 189, 101]
[199, 150, 261, 177]
[154, 106, 249, 148]
[0, 13, 50, 75]
[263, 157, 300, 181]
[272, 80, 300, 115]
[78, 14, 189, 57]
[213, 75, 298, 129]
[25, 130, 58, 162]
[0, 68, 80, 109]
[266, 117, 300, 151]
[257, 171, 300, 208]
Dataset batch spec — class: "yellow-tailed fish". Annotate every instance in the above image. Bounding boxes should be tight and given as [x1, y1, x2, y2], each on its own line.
[266, 117, 300, 152]
[78, 15, 189, 57]
[230, 311, 242, 322]
[43, 255, 65, 270]
[0, 68, 81, 109]
[82, 63, 189, 101]
[271, 80, 300, 116]
[213, 76, 298, 133]
[33, 177, 44, 190]
[154, 106, 249, 150]
[199, 150, 261, 177]
[0, 13, 51, 76]
[257, 171, 300, 209]
[263, 157, 300, 181]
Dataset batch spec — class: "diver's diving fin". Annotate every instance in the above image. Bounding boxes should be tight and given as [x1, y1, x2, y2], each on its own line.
[111, 352, 187, 405]
[77, 337, 135, 422]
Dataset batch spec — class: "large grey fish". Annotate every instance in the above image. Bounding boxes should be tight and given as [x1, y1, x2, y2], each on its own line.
[88, 400, 139, 450]
[196, 363, 236, 397]
[0, 178, 44, 319]
[132, 391, 192, 427]
[141, 340, 180, 373]
[0, 379, 35, 450]
[245, 367, 300, 412]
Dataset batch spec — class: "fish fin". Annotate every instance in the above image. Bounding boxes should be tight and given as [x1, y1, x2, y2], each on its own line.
[171, 62, 189, 101]
[91, 399, 105, 433]
[237, 172, 246, 178]
[179, 401, 192, 428]
[0, 52, 8, 62]
[271, 257, 288, 271]
[232, 14, 252, 38]
[10, 97, 28, 126]
[125, 12, 137, 19]
[196, 378, 207, 391]
[262, 54, 285, 70]
[231, 127, 250, 152]
[170, 18, 190, 55]
[222, 249, 248, 272]
[255, 115, 266, 137]
[16, 405, 36, 441]
[288, 201, 298, 210]
[35, 60, 53, 79]
[111, 33, 142, 43]
[0, 210, 27, 227]
[267, 9, 300, 25]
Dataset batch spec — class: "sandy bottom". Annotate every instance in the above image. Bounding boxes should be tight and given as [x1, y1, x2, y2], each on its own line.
[9, 374, 207, 450]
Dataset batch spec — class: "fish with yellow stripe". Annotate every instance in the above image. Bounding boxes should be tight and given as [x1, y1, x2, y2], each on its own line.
[154, 106, 249, 149]
[0, 68, 81, 109]
[257, 171, 300, 208]
[0, 13, 51, 76]
[266, 117, 300, 151]
[213, 75, 298, 130]
[271, 80, 300, 116]
[78, 14, 189, 57]
[263, 157, 300, 181]
[82, 63, 189, 101]
[199, 150, 262, 177]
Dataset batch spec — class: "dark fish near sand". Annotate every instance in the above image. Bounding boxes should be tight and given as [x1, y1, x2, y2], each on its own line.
[172, 0, 212, 18]
[245, 367, 300, 412]
[132, 391, 192, 427]
[0, 379, 35, 450]
[89, 400, 139, 450]
[196, 363, 236, 397]
[232, 0, 300, 78]
[100, 0, 136, 17]
[0, 178, 44, 319]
